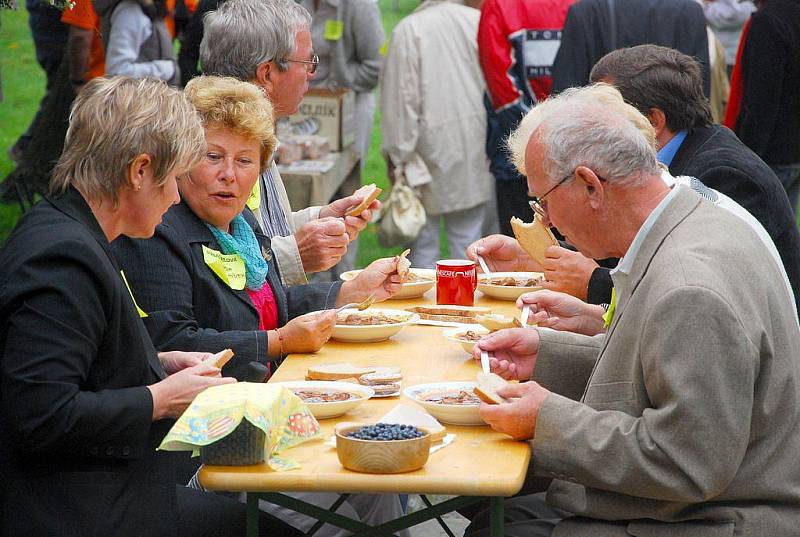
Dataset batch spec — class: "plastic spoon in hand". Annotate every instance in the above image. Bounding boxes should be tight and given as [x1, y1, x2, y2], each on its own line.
[480, 349, 491, 374]
[520, 305, 531, 327]
[335, 292, 377, 314]
[476, 255, 492, 277]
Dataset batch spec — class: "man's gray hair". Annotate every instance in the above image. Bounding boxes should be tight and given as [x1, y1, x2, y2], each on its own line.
[200, 0, 311, 81]
[507, 84, 660, 187]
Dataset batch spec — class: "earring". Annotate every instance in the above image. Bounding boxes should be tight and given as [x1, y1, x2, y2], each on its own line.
[136, 184, 141, 191]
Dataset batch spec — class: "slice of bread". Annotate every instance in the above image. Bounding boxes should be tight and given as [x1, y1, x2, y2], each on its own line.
[397, 249, 411, 281]
[307, 363, 377, 381]
[510, 214, 557, 266]
[476, 314, 522, 332]
[211, 348, 235, 369]
[360, 371, 403, 385]
[346, 183, 382, 216]
[474, 372, 508, 405]
[378, 403, 446, 441]
[406, 305, 491, 318]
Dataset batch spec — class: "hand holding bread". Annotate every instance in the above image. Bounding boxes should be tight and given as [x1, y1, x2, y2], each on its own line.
[466, 234, 541, 273]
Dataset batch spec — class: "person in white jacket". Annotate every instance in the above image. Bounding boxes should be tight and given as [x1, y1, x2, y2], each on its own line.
[380, 0, 496, 268]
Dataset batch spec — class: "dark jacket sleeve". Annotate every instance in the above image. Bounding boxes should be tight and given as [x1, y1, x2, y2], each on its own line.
[176, 0, 220, 86]
[587, 266, 614, 305]
[113, 225, 270, 380]
[1, 241, 153, 458]
[736, 13, 785, 157]
[285, 282, 342, 320]
[550, 3, 593, 94]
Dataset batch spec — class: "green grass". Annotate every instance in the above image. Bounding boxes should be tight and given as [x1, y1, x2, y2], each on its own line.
[0, 8, 37, 239]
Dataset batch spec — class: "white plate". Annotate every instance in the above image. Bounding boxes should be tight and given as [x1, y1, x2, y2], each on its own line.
[477, 271, 545, 301]
[333, 308, 420, 343]
[442, 326, 490, 355]
[275, 381, 374, 419]
[340, 268, 436, 299]
[403, 382, 484, 426]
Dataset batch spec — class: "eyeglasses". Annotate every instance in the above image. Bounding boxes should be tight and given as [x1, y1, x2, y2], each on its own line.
[528, 169, 606, 218]
[282, 54, 319, 74]
[528, 172, 575, 218]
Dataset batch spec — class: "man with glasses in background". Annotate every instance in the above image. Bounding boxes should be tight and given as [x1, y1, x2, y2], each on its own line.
[200, 0, 378, 286]
[466, 83, 800, 537]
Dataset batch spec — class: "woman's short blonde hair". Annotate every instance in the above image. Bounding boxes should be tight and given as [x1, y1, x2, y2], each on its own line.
[183, 76, 277, 172]
[51, 76, 206, 204]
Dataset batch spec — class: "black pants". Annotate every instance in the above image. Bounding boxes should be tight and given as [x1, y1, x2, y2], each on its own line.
[496, 178, 534, 237]
[176, 485, 302, 537]
[464, 492, 568, 537]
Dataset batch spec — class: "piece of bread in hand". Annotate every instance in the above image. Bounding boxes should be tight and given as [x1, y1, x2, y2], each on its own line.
[307, 363, 377, 381]
[510, 214, 557, 267]
[346, 183, 382, 216]
[474, 372, 508, 405]
[475, 314, 521, 332]
[397, 249, 411, 281]
[211, 348, 235, 369]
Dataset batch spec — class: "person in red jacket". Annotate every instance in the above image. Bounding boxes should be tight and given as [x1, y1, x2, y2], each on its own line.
[477, 0, 574, 236]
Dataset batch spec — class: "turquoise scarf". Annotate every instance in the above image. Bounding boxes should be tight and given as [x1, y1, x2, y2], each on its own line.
[206, 214, 269, 291]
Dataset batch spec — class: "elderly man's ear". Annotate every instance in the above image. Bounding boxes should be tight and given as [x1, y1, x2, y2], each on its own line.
[574, 165, 605, 210]
[254, 62, 274, 94]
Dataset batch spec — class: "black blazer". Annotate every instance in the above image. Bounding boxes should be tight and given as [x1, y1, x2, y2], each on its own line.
[587, 125, 800, 313]
[551, 0, 710, 96]
[0, 187, 182, 536]
[112, 202, 341, 381]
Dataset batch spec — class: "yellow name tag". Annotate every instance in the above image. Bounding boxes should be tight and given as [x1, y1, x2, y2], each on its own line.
[246, 180, 261, 211]
[602, 287, 617, 329]
[324, 19, 344, 41]
[202, 245, 246, 290]
[120, 270, 148, 318]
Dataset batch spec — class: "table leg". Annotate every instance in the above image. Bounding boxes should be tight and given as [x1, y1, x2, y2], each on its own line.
[489, 497, 504, 537]
[247, 493, 259, 537]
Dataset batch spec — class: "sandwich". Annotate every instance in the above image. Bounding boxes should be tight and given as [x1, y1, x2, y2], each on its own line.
[360, 370, 403, 396]
[211, 348, 235, 369]
[346, 183, 383, 216]
[474, 372, 509, 405]
[510, 214, 557, 267]
[406, 305, 492, 324]
[397, 249, 411, 281]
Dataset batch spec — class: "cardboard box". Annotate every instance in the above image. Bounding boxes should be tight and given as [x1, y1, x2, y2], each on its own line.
[288, 88, 355, 152]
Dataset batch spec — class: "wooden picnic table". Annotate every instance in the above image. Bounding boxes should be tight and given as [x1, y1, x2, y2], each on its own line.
[199, 289, 532, 536]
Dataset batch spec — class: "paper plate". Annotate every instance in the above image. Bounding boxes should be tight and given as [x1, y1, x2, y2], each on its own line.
[274, 381, 374, 419]
[477, 272, 545, 301]
[333, 308, 419, 343]
[403, 382, 484, 426]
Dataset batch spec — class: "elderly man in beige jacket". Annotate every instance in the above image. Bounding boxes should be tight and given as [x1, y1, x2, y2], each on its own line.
[200, 0, 377, 286]
[380, 0, 495, 268]
[467, 84, 800, 536]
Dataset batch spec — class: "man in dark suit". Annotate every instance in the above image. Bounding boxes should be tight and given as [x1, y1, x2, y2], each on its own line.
[540, 45, 800, 313]
[551, 0, 710, 96]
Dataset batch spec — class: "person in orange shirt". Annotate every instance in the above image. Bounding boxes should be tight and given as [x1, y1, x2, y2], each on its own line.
[60, 0, 105, 92]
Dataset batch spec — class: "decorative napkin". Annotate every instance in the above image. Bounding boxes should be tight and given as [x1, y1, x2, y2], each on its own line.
[159, 383, 321, 471]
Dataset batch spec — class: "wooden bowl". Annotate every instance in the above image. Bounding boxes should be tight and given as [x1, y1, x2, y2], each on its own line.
[334, 422, 431, 474]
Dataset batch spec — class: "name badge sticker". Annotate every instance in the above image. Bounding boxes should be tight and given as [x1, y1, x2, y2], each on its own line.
[324, 19, 344, 41]
[202, 245, 246, 290]
[246, 180, 261, 211]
